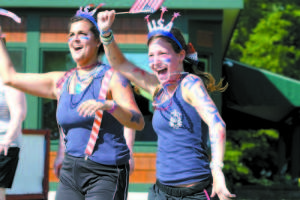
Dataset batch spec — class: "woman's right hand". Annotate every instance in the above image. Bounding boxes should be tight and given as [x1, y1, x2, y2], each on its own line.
[54, 153, 64, 178]
[97, 10, 116, 34]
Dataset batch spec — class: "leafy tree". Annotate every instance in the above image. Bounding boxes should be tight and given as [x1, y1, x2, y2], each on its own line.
[227, 1, 300, 80]
[240, 4, 300, 79]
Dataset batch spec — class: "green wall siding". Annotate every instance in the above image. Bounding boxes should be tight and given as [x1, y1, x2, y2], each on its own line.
[0, 0, 243, 9]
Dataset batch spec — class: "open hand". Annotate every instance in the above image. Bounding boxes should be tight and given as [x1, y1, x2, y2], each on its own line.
[211, 168, 236, 200]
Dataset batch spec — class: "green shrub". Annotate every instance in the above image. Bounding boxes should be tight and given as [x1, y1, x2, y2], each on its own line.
[223, 129, 280, 186]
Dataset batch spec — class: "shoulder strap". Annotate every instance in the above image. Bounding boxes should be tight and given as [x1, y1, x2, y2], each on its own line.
[56, 68, 76, 150]
[84, 68, 114, 159]
[56, 68, 76, 101]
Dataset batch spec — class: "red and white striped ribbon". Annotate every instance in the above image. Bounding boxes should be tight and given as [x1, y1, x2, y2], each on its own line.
[84, 68, 113, 159]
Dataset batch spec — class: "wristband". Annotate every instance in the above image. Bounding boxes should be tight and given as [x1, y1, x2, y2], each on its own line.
[107, 100, 117, 114]
[100, 31, 114, 46]
[210, 161, 224, 169]
[100, 29, 112, 37]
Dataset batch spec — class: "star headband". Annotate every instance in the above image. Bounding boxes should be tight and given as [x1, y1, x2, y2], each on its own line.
[145, 7, 182, 49]
[75, 3, 105, 33]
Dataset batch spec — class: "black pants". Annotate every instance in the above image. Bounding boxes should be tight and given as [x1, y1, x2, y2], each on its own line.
[148, 178, 212, 200]
[0, 147, 19, 188]
[56, 154, 129, 200]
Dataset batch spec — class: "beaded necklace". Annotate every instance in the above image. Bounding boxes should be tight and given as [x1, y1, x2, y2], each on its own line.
[74, 62, 102, 93]
[153, 72, 188, 111]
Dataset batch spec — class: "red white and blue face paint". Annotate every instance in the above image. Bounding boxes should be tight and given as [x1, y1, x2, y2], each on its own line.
[148, 37, 183, 85]
[68, 21, 98, 64]
[68, 34, 91, 43]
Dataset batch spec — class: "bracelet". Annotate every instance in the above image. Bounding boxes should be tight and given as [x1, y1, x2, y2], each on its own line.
[100, 31, 114, 46]
[100, 29, 112, 37]
[210, 161, 224, 169]
[107, 100, 117, 114]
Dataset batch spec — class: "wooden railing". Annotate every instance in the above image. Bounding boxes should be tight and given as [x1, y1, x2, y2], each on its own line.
[49, 151, 156, 184]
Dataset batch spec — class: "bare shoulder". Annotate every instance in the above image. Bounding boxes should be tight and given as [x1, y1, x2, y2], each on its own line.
[181, 74, 203, 89]
[48, 71, 70, 84]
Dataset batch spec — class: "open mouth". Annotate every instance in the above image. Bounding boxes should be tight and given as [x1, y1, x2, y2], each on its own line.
[74, 46, 83, 52]
[158, 68, 167, 75]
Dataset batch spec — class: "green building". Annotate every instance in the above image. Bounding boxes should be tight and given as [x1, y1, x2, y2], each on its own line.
[1, 0, 245, 193]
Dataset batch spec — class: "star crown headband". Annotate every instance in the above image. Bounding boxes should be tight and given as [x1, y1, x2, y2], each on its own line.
[75, 3, 105, 33]
[145, 7, 182, 49]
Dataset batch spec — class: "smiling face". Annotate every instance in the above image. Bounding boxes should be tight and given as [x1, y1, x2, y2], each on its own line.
[148, 37, 185, 85]
[68, 20, 100, 67]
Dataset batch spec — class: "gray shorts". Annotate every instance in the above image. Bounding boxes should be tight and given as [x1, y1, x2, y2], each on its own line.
[0, 147, 20, 188]
[56, 154, 129, 200]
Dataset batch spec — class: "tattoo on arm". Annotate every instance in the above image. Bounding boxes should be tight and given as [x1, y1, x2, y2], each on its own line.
[130, 110, 141, 124]
[117, 73, 130, 87]
[194, 83, 226, 163]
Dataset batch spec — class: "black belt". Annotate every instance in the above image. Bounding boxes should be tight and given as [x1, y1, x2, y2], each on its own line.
[155, 178, 211, 197]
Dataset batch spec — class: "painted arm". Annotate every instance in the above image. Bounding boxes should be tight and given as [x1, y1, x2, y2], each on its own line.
[0, 27, 65, 99]
[109, 72, 145, 130]
[124, 127, 136, 175]
[0, 85, 26, 156]
[182, 74, 236, 200]
[77, 72, 145, 130]
[97, 10, 158, 96]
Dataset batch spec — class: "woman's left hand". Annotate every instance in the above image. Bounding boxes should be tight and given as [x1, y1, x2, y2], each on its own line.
[211, 168, 236, 200]
[77, 99, 112, 117]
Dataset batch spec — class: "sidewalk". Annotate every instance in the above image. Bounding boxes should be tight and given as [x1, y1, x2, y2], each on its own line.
[48, 191, 148, 200]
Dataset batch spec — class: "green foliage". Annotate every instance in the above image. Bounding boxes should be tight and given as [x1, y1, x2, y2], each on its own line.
[227, 1, 300, 80]
[240, 5, 300, 79]
[223, 129, 280, 186]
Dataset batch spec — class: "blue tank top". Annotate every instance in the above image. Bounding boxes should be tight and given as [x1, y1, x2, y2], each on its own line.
[152, 74, 211, 186]
[56, 64, 130, 165]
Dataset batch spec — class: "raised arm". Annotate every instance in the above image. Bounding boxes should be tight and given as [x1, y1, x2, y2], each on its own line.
[97, 10, 158, 96]
[0, 27, 64, 99]
[182, 74, 236, 200]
